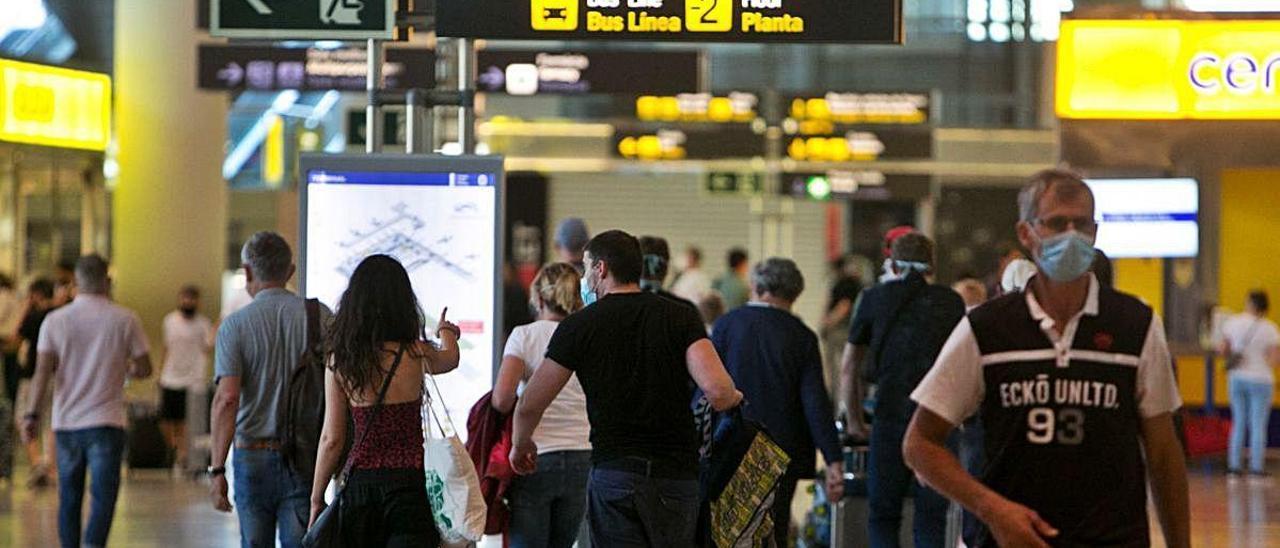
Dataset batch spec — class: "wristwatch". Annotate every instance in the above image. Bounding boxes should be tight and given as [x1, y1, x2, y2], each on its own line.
[207, 466, 226, 476]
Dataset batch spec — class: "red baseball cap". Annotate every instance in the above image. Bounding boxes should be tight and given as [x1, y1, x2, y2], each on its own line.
[883, 226, 916, 258]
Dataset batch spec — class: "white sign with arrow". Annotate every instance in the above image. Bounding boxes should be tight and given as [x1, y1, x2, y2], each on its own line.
[211, 0, 394, 40]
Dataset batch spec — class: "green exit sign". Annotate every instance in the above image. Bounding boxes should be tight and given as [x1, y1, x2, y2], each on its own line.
[704, 172, 763, 197]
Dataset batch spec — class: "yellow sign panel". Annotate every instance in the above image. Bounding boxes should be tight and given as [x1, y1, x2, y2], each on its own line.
[686, 0, 732, 32]
[531, 0, 579, 31]
[1058, 20, 1280, 120]
[0, 59, 111, 151]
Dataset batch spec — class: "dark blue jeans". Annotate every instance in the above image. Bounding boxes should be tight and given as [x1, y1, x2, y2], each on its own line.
[56, 426, 126, 548]
[508, 450, 592, 548]
[587, 465, 699, 547]
[231, 448, 310, 548]
[868, 420, 951, 548]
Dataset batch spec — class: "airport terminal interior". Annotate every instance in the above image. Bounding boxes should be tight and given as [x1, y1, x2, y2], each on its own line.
[2, 0, 1280, 546]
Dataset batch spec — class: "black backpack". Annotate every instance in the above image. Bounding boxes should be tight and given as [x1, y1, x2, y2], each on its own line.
[281, 298, 325, 484]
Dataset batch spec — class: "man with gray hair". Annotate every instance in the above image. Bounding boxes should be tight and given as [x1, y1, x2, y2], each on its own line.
[22, 254, 152, 548]
[209, 231, 331, 548]
[905, 170, 1189, 547]
[840, 232, 966, 547]
[710, 257, 844, 545]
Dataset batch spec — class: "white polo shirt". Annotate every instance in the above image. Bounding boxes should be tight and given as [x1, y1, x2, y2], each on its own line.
[38, 294, 150, 431]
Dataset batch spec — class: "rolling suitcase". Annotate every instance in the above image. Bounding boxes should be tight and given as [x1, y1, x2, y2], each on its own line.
[126, 402, 169, 469]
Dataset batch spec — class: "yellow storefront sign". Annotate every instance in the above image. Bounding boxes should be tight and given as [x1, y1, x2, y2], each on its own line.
[1058, 20, 1280, 120]
[0, 59, 111, 150]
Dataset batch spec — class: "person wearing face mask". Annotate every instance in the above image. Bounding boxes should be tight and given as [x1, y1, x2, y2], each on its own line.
[509, 230, 743, 547]
[158, 285, 215, 473]
[904, 169, 1190, 548]
[839, 233, 966, 547]
[637, 235, 698, 314]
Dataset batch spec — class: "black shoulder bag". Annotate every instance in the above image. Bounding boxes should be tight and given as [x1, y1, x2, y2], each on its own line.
[1226, 320, 1262, 371]
[303, 344, 406, 548]
[861, 275, 928, 384]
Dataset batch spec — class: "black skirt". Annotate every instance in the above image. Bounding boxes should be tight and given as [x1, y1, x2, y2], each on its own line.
[339, 468, 441, 548]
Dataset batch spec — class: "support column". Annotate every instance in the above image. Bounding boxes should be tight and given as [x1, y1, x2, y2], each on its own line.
[114, 0, 228, 342]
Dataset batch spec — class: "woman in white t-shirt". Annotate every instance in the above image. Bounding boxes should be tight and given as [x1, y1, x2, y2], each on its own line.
[1219, 290, 1280, 476]
[492, 263, 590, 548]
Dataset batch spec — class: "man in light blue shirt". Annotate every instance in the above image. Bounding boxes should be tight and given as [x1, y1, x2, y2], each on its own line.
[208, 232, 331, 548]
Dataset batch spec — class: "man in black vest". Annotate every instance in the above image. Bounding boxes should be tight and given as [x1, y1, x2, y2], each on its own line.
[903, 170, 1190, 548]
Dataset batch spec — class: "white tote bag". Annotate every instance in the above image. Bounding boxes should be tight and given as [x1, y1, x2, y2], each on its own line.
[423, 373, 486, 547]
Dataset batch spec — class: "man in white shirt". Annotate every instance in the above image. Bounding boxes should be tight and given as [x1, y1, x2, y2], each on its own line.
[671, 246, 712, 304]
[903, 170, 1189, 548]
[21, 255, 152, 548]
[159, 285, 215, 472]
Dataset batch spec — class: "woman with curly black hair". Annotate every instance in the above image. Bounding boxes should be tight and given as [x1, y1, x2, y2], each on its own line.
[308, 254, 460, 547]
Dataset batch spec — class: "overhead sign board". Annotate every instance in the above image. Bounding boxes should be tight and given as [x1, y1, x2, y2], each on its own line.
[782, 171, 930, 201]
[198, 45, 434, 92]
[1058, 20, 1280, 120]
[786, 92, 931, 126]
[785, 128, 932, 162]
[705, 172, 763, 197]
[614, 125, 765, 160]
[437, 0, 902, 44]
[476, 49, 701, 95]
[0, 59, 111, 151]
[300, 154, 504, 441]
[211, 0, 395, 39]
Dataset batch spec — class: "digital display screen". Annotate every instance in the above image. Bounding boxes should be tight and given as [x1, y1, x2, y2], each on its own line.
[1085, 178, 1199, 259]
[301, 155, 504, 439]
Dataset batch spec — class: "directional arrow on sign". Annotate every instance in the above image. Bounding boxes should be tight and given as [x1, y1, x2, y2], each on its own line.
[243, 0, 272, 15]
[478, 66, 505, 91]
[218, 62, 245, 86]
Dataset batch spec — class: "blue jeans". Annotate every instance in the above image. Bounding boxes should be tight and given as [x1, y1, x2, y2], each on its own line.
[508, 450, 591, 548]
[56, 427, 126, 548]
[1228, 376, 1274, 473]
[868, 420, 950, 548]
[232, 448, 310, 548]
[587, 465, 699, 547]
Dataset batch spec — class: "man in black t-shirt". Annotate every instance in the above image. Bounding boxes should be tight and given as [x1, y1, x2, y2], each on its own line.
[511, 229, 743, 547]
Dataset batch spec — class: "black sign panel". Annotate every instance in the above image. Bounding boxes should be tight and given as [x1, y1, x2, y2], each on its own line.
[785, 92, 932, 126]
[781, 172, 931, 201]
[198, 45, 434, 91]
[438, 0, 902, 44]
[613, 125, 766, 160]
[784, 127, 933, 162]
[705, 172, 763, 196]
[211, 0, 394, 39]
[476, 50, 701, 95]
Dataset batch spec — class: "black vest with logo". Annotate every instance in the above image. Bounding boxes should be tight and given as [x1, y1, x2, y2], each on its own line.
[966, 287, 1153, 548]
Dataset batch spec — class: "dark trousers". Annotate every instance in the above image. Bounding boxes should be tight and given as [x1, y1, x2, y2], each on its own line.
[587, 465, 699, 547]
[867, 420, 950, 548]
[508, 450, 591, 548]
[771, 471, 801, 547]
[3, 353, 20, 404]
[340, 468, 440, 548]
[56, 427, 126, 548]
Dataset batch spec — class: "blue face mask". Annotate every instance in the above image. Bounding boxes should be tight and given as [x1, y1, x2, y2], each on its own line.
[1035, 230, 1096, 283]
[580, 273, 597, 307]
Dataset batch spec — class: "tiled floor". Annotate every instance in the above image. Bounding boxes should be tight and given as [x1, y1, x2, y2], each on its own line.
[0, 455, 1274, 547]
